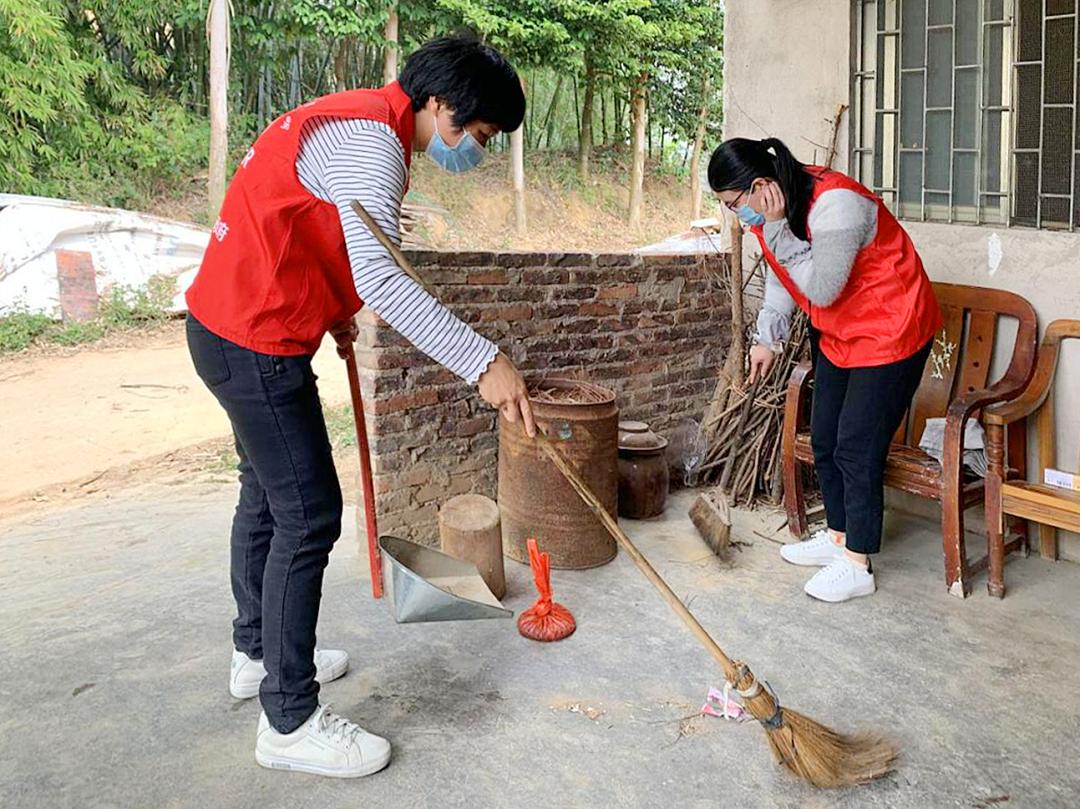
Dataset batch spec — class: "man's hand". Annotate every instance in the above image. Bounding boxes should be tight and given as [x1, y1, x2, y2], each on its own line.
[748, 343, 778, 384]
[330, 317, 359, 360]
[478, 352, 536, 438]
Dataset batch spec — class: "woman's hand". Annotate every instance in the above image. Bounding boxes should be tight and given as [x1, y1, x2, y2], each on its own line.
[748, 343, 778, 384]
[758, 181, 787, 222]
[478, 352, 537, 438]
[330, 317, 359, 359]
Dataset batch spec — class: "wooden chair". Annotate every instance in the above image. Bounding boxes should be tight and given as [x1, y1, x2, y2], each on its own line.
[984, 319, 1080, 597]
[781, 283, 1038, 598]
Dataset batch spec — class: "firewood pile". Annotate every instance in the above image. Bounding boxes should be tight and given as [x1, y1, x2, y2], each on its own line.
[698, 304, 810, 506]
[691, 102, 847, 508]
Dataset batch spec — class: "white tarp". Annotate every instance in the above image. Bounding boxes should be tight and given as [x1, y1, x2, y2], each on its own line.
[0, 194, 208, 317]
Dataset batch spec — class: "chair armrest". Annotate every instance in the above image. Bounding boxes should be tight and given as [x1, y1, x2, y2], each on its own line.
[782, 360, 814, 459]
[984, 342, 1061, 426]
[941, 356, 1036, 495]
[785, 360, 814, 404]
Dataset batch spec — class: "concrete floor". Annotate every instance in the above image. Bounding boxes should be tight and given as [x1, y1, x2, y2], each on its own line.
[2, 485, 1079, 809]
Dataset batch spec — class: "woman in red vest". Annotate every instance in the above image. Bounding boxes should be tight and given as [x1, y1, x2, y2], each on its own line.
[185, 37, 534, 778]
[709, 137, 941, 604]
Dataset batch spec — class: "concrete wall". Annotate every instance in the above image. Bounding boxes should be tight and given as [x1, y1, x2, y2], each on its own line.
[725, 0, 1080, 562]
[723, 0, 853, 170]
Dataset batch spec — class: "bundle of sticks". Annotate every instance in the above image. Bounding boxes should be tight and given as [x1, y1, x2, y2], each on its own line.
[698, 309, 810, 506]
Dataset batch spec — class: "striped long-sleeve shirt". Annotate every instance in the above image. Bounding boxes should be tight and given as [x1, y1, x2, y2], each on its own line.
[295, 116, 498, 384]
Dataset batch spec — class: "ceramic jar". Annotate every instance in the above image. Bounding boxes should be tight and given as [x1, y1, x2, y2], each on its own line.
[617, 421, 669, 519]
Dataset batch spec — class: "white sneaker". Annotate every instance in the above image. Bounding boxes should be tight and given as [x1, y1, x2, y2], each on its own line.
[230, 649, 349, 700]
[255, 704, 391, 778]
[779, 529, 845, 567]
[804, 558, 876, 603]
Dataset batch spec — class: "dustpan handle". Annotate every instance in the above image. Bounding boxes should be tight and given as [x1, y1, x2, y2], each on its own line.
[344, 344, 383, 599]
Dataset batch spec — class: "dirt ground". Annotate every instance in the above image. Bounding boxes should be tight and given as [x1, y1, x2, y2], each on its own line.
[0, 321, 352, 515]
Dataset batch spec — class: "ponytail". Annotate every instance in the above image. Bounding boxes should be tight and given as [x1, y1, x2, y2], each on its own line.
[708, 136, 816, 240]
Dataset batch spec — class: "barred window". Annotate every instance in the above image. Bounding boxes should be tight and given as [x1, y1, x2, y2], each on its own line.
[853, 1, 1080, 229]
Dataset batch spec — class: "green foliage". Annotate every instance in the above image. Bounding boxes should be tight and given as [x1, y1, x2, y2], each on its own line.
[98, 277, 175, 327]
[0, 307, 55, 352]
[0, 1, 209, 209]
[0, 278, 173, 354]
[2, 0, 724, 215]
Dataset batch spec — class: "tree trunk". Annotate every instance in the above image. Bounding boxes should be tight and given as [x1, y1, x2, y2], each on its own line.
[526, 72, 538, 149]
[600, 80, 608, 145]
[543, 74, 564, 148]
[383, 4, 398, 84]
[334, 36, 350, 93]
[578, 62, 596, 181]
[207, 0, 229, 219]
[628, 71, 648, 228]
[288, 47, 301, 107]
[689, 75, 711, 220]
[647, 100, 653, 160]
[572, 76, 581, 142]
[617, 87, 626, 144]
[511, 124, 527, 236]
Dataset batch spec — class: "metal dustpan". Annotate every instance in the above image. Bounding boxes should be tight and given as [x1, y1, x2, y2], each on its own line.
[379, 535, 513, 624]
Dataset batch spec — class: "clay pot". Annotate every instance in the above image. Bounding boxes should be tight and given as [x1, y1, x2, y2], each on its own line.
[617, 421, 669, 519]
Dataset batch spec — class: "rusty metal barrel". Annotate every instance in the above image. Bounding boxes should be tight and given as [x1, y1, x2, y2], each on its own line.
[498, 378, 619, 569]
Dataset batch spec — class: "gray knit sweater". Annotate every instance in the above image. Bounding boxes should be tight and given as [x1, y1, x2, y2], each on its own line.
[755, 188, 878, 348]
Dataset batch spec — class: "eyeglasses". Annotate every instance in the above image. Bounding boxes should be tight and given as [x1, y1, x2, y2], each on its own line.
[724, 188, 751, 212]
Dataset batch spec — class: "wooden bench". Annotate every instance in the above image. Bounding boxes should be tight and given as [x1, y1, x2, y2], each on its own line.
[984, 319, 1080, 597]
[781, 283, 1038, 598]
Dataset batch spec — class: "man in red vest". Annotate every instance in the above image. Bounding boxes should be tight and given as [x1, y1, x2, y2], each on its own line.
[185, 37, 534, 778]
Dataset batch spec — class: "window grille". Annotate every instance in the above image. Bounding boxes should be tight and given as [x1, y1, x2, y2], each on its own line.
[853, 1, 1080, 230]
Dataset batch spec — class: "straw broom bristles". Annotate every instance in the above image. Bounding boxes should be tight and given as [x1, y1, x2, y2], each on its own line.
[729, 661, 897, 788]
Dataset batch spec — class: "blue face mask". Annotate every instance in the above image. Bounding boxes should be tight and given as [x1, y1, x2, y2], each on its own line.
[427, 117, 486, 173]
[736, 204, 766, 227]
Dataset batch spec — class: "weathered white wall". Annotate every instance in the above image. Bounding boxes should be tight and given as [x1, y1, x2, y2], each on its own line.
[723, 0, 852, 169]
[725, 0, 1080, 563]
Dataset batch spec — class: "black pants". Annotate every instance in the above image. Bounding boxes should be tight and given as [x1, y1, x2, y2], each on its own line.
[809, 332, 931, 555]
[186, 314, 341, 733]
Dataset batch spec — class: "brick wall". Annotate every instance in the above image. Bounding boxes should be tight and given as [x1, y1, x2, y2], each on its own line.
[354, 250, 730, 545]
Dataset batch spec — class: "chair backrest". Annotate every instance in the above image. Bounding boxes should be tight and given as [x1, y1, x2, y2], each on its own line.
[894, 282, 1038, 448]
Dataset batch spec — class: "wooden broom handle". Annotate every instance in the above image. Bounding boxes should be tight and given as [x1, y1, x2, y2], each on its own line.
[344, 345, 384, 599]
[534, 431, 738, 679]
[349, 200, 435, 295]
[343, 198, 429, 600]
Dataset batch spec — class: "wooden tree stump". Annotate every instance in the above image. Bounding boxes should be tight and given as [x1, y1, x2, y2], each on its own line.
[439, 494, 506, 600]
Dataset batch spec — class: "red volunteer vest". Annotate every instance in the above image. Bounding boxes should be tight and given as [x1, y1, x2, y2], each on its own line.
[751, 168, 941, 368]
[186, 82, 415, 355]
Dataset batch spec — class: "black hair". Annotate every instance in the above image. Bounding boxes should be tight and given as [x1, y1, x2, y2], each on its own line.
[707, 137, 817, 241]
[399, 36, 525, 133]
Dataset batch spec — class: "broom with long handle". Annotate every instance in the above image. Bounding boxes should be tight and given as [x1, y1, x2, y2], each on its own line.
[349, 198, 897, 788]
[533, 429, 896, 788]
